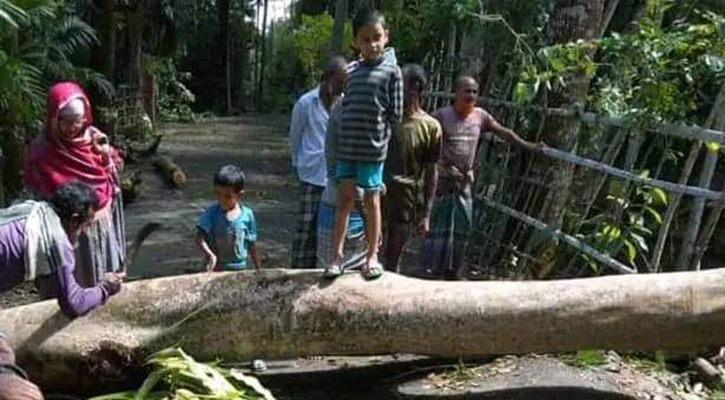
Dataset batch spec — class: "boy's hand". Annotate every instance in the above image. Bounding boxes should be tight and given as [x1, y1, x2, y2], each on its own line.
[206, 254, 218, 273]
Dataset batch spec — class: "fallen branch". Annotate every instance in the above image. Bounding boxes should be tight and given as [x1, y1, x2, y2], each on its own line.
[153, 155, 187, 188]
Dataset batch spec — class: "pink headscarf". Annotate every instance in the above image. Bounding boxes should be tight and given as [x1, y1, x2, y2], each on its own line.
[25, 82, 120, 209]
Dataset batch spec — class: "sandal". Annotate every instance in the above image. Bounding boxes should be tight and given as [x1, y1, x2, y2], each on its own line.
[361, 261, 384, 280]
[323, 264, 342, 279]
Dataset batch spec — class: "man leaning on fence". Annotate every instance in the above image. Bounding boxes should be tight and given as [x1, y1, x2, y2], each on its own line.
[421, 76, 546, 279]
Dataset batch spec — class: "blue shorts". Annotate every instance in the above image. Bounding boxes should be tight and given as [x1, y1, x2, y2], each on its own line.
[336, 160, 384, 190]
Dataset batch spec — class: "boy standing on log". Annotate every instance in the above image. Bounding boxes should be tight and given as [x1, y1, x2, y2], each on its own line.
[196, 165, 260, 272]
[326, 9, 403, 280]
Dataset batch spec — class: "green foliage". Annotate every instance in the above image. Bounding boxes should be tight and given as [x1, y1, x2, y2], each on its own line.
[593, 11, 725, 123]
[577, 173, 666, 273]
[624, 351, 669, 373]
[560, 350, 608, 369]
[89, 348, 276, 400]
[291, 13, 351, 90]
[386, 0, 482, 63]
[710, 390, 725, 400]
[147, 56, 197, 123]
[0, 0, 113, 132]
[266, 13, 352, 111]
[514, 40, 600, 104]
[0, 0, 25, 29]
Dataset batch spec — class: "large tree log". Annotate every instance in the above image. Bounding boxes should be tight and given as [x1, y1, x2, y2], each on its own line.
[153, 155, 187, 188]
[1, 269, 724, 392]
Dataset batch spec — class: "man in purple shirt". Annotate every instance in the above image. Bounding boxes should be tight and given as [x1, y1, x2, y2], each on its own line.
[0, 181, 124, 399]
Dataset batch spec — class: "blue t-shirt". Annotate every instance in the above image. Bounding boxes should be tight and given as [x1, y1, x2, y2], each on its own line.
[197, 203, 257, 270]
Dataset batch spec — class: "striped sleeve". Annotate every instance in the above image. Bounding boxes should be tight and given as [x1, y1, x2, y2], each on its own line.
[387, 66, 403, 126]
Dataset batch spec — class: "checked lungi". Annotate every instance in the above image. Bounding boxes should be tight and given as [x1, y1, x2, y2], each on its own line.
[420, 178, 473, 278]
[315, 203, 366, 271]
[290, 182, 324, 269]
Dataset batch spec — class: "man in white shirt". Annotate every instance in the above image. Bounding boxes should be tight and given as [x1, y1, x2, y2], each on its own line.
[289, 56, 347, 269]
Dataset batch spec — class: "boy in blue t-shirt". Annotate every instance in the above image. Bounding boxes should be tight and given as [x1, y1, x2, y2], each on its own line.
[196, 165, 259, 271]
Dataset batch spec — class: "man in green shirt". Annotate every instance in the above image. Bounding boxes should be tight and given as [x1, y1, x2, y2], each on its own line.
[383, 64, 442, 273]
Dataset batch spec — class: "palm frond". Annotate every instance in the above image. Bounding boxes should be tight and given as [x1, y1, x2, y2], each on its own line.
[75, 67, 116, 101]
[47, 16, 99, 60]
[0, 0, 28, 29]
[0, 50, 45, 126]
[18, 0, 57, 20]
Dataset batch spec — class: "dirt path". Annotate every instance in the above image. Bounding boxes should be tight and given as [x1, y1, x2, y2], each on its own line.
[125, 115, 297, 278]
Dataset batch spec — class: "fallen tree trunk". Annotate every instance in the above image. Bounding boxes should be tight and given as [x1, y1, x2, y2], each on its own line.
[1, 269, 724, 392]
[153, 155, 186, 188]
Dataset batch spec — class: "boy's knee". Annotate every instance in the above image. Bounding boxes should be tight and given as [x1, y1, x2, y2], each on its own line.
[363, 191, 380, 206]
[337, 185, 356, 205]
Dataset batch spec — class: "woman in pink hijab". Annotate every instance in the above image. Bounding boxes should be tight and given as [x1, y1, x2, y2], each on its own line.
[25, 81, 126, 287]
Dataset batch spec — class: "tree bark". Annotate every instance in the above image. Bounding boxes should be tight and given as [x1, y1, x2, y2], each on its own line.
[237, 33, 249, 113]
[218, 0, 232, 115]
[253, 0, 262, 108]
[256, 0, 269, 111]
[1, 269, 725, 392]
[152, 155, 187, 188]
[90, 0, 116, 79]
[528, 0, 605, 274]
[329, 0, 349, 57]
[125, 1, 146, 92]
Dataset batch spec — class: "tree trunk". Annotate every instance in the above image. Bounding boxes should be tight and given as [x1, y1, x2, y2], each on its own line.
[218, 0, 232, 115]
[237, 33, 249, 113]
[253, 0, 262, 108]
[2, 269, 724, 392]
[528, 0, 604, 274]
[329, 0, 349, 57]
[256, 0, 269, 111]
[125, 1, 146, 93]
[152, 155, 187, 188]
[91, 0, 116, 79]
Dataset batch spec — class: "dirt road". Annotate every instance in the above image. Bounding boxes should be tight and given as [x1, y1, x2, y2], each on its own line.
[125, 115, 297, 278]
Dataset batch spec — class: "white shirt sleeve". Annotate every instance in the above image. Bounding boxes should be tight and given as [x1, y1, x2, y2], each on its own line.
[289, 98, 308, 168]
